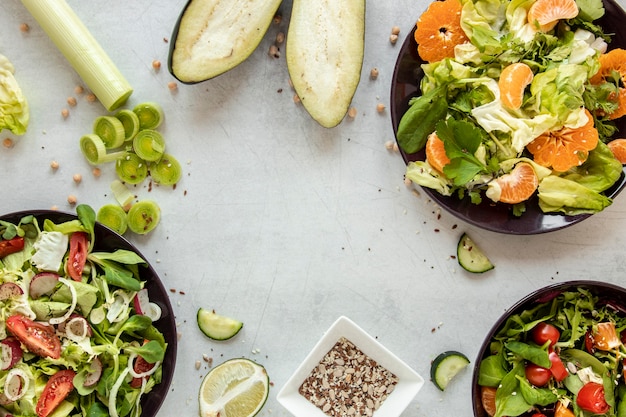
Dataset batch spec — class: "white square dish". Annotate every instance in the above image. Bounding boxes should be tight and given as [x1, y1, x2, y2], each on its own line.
[277, 316, 424, 417]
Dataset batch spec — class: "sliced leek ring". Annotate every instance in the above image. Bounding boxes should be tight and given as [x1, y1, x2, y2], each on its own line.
[127, 200, 161, 235]
[150, 153, 182, 185]
[115, 152, 148, 184]
[97, 204, 128, 235]
[133, 102, 164, 130]
[133, 130, 165, 162]
[115, 109, 140, 142]
[93, 116, 125, 149]
[80, 134, 125, 165]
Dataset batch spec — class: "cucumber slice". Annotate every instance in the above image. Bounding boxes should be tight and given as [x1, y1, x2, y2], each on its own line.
[197, 308, 243, 341]
[457, 233, 494, 273]
[169, 0, 282, 84]
[430, 351, 470, 391]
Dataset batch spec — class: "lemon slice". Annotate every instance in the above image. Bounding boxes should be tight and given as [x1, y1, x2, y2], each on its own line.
[199, 358, 269, 417]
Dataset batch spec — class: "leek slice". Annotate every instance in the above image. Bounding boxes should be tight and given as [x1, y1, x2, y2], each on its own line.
[20, 0, 133, 111]
[127, 201, 161, 235]
[133, 130, 165, 162]
[150, 154, 182, 185]
[133, 102, 164, 130]
[93, 116, 125, 149]
[115, 109, 140, 142]
[110, 180, 135, 209]
[97, 204, 128, 235]
[80, 134, 125, 165]
[115, 152, 148, 184]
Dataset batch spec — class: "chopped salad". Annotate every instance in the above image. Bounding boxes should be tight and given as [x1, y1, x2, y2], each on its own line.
[396, 0, 626, 216]
[0, 205, 167, 417]
[477, 287, 626, 417]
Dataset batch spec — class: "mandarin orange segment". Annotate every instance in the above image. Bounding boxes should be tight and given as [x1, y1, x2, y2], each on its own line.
[414, 0, 469, 62]
[527, 0, 579, 32]
[526, 109, 599, 172]
[608, 139, 626, 164]
[590, 49, 626, 120]
[493, 162, 539, 204]
[425, 132, 451, 173]
[480, 386, 497, 417]
[499, 63, 534, 109]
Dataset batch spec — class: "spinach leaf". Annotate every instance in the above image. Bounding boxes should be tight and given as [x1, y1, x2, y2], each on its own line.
[76, 204, 96, 251]
[478, 354, 508, 387]
[495, 362, 532, 417]
[396, 86, 448, 154]
[517, 376, 558, 406]
[505, 341, 551, 368]
[125, 339, 166, 364]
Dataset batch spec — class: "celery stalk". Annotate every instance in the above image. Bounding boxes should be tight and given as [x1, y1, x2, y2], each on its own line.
[20, 0, 133, 111]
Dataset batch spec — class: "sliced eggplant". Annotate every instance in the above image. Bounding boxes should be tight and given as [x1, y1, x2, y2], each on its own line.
[286, 0, 366, 128]
[168, 0, 282, 84]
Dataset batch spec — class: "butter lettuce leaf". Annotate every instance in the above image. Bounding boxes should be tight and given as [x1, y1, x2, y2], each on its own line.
[0, 54, 29, 135]
[538, 175, 613, 214]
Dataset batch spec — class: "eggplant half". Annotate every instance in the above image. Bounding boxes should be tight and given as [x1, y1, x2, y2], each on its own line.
[286, 0, 366, 128]
[168, 0, 282, 84]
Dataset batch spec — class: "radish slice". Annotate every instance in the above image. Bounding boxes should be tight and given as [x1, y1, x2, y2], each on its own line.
[0, 338, 22, 371]
[4, 368, 28, 402]
[64, 316, 92, 341]
[133, 288, 150, 315]
[83, 356, 103, 387]
[127, 353, 160, 379]
[0, 283, 23, 301]
[29, 272, 59, 299]
[146, 302, 162, 321]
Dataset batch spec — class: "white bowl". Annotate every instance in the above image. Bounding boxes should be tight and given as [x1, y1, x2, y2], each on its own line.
[277, 316, 424, 417]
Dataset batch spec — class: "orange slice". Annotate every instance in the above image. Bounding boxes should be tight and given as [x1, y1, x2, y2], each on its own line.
[492, 162, 539, 204]
[425, 132, 451, 173]
[527, 0, 579, 32]
[526, 109, 599, 172]
[608, 139, 626, 163]
[589, 49, 626, 120]
[499, 62, 534, 109]
[480, 386, 497, 417]
[414, 0, 469, 62]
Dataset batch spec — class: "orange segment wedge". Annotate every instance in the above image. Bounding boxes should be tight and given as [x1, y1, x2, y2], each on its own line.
[425, 132, 451, 173]
[499, 63, 534, 109]
[480, 386, 497, 417]
[414, 0, 469, 62]
[589, 49, 626, 120]
[608, 139, 626, 163]
[492, 162, 539, 204]
[527, 0, 579, 32]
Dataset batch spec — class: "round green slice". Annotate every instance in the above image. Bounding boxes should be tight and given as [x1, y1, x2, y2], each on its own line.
[115, 109, 141, 142]
[115, 152, 148, 184]
[197, 308, 243, 341]
[457, 233, 494, 273]
[133, 130, 165, 162]
[127, 200, 161, 235]
[97, 204, 128, 235]
[133, 102, 164, 130]
[93, 115, 125, 149]
[430, 351, 470, 391]
[150, 153, 182, 185]
[80, 134, 125, 165]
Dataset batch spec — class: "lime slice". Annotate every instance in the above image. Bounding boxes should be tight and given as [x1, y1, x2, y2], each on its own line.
[199, 358, 269, 417]
[197, 308, 243, 341]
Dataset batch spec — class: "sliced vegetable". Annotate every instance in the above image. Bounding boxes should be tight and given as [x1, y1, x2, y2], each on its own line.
[168, 0, 282, 83]
[0, 237, 25, 258]
[132, 102, 164, 130]
[577, 382, 610, 413]
[457, 233, 494, 273]
[36, 369, 76, 417]
[80, 134, 125, 166]
[5, 315, 61, 359]
[127, 201, 161, 235]
[67, 232, 89, 281]
[110, 180, 135, 210]
[150, 153, 182, 185]
[29, 272, 60, 299]
[96, 204, 128, 235]
[116, 152, 148, 184]
[0, 338, 22, 371]
[286, 0, 365, 127]
[592, 322, 621, 350]
[115, 109, 140, 141]
[20, 0, 132, 110]
[0, 53, 29, 135]
[132, 130, 165, 162]
[93, 116, 125, 149]
[197, 308, 243, 341]
[430, 351, 470, 391]
[0, 283, 23, 301]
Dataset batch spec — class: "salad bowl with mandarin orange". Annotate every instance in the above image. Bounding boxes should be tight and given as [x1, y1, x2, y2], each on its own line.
[391, 0, 626, 234]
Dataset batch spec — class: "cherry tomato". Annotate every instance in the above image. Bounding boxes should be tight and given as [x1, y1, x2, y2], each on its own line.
[130, 354, 156, 388]
[548, 351, 568, 382]
[66, 232, 88, 281]
[525, 363, 551, 387]
[0, 237, 24, 258]
[531, 323, 560, 347]
[6, 315, 61, 359]
[36, 369, 76, 417]
[577, 382, 610, 414]
[584, 330, 596, 354]
[531, 414, 547, 417]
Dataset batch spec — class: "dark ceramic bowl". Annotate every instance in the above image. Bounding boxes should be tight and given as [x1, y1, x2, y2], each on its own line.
[471, 280, 626, 416]
[0, 209, 177, 417]
[390, 0, 626, 234]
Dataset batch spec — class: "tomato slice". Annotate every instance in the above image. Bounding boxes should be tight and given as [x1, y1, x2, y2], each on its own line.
[577, 382, 610, 414]
[548, 351, 568, 382]
[36, 369, 76, 417]
[593, 322, 621, 351]
[0, 237, 25, 258]
[6, 315, 61, 359]
[67, 232, 89, 281]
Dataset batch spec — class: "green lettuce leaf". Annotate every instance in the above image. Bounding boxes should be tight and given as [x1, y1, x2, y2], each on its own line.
[560, 141, 622, 192]
[0, 54, 29, 135]
[538, 175, 613, 214]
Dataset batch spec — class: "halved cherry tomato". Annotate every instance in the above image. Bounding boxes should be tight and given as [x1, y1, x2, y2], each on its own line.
[531, 323, 560, 347]
[525, 363, 551, 387]
[36, 369, 76, 417]
[593, 322, 621, 351]
[6, 315, 61, 359]
[67, 232, 88, 281]
[130, 354, 156, 388]
[0, 237, 24, 258]
[548, 351, 568, 381]
[577, 382, 610, 414]
[584, 330, 596, 353]
[531, 414, 547, 417]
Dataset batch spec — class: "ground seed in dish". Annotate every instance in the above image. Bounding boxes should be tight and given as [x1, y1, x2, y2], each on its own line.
[299, 337, 398, 417]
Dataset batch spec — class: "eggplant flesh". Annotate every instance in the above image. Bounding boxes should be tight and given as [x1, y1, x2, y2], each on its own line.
[286, 0, 366, 128]
[169, 0, 282, 84]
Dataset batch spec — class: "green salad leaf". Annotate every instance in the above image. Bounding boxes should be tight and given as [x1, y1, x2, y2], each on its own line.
[0, 54, 29, 135]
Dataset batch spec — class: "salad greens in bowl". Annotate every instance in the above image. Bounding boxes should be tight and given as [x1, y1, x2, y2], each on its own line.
[472, 280, 626, 417]
[390, 0, 626, 234]
[0, 206, 176, 417]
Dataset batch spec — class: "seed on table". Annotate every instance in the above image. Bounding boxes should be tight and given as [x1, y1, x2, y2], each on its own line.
[67, 96, 77, 106]
[3, 138, 14, 148]
[50, 160, 59, 170]
[391, 25, 401, 35]
[19, 23, 29, 32]
[67, 195, 77, 205]
[389, 34, 399, 44]
[152, 59, 162, 70]
[376, 103, 386, 113]
[370, 67, 379, 80]
[73, 173, 82, 183]
[61, 108, 70, 119]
